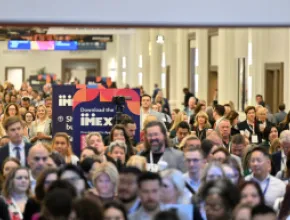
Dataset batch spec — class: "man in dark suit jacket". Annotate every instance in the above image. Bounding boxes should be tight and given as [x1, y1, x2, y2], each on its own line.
[0, 116, 32, 167]
[274, 104, 287, 125]
[272, 130, 290, 175]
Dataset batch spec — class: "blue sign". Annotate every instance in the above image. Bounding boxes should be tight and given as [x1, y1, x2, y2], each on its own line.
[8, 40, 30, 50]
[72, 88, 140, 156]
[52, 85, 78, 144]
[54, 41, 78, 50]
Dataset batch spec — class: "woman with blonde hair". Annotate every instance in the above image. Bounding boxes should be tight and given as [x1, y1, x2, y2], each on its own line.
[29, 105, 52, 145]
[90, 162, 119, 203]
[126, 155, 147, 171]
[192, 111, 211, 141]
[169, 112, 185, 138]
[2, 167, 31, 220]
[160, 169, 190, 204]
[51, 132, 79, 165]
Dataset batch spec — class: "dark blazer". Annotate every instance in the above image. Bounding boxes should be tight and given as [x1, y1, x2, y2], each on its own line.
[278, 123, 289, 134]
[237, 120, 262, 144]
[272, 151, 282, 175]
[0, 142, 32, 167]
[257, 120, 274, 140]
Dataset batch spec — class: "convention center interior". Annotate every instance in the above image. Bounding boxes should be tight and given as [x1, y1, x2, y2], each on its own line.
[0, 25, 289, 220]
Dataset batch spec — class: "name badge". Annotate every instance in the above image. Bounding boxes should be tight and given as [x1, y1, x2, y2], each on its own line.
[251, 135, 258, 143]
[146, 163, 159, 172]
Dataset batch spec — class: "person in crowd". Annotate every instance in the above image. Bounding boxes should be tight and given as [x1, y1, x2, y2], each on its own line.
[2, 167, 31, 220]
[69, 197, 104, 220]
[90, 162, 119, 203]
[217, 119, 232, 149]
[126, 155, 147, 171]
[152, 84, 160, 101]
[276, 151, 290, 183]
[1, 103, 21, 122]
[58, 164, 89, 198]
[191, 111, 211, 141]
[23, 168, 58, 220]
[79, 156, 102, 186]
[223, 103, 232, 116]
[200, 162, 226, 187]
[24, 111, 35, 131]
[129, 172, 162, 220]
[109, 124, 135, 158]
[213, 104, 225, 129]
[104, 201, 128, 220]
[0, 135, 10, 147]
[152, 102, 172, 130]
[179, 135, 201, 152]
[274, 103, 287, 125]
[225, 156, 244, 186]
[46, 106, 52, 120]
[154, 90, 170, 115]
[200, 139, 215, 162]
[108, 140, 127, 169]
[251, 204, 276, 220]
[29, 105, 52, 145]
[140, 115, 158, 142]
[171, 121, 190, 147]
[3, 92, 11, 106]
[256, 107, 273, 140]
[184, 97, 197, 117]
[245, 147, 286, 207]
[0, 157, 20, 191]
[140, 94, 164, 130]
[27, 143, 50, 193]
[160, 169, 190, 204]
[238, 106, 262, 144]
[121, 117, 137, 146]
[206, 106, 215, 127]
[0, 116, 32, 167]
[183, 147, 206, 194]
[189, 103, 206, 125]
[28, 106, 36, 115]
[260, 125, 279, 151]
[182, 88, 194, 109]
[226, 110, 240, 136]
[232, 204, 252, 220]
[231, 134, 247, 158]
[38, 188, 74, 220]
[80, 146, 98, 162]
[118, 167, 142, 214]
[278, 110, 290, 133]
[141, 121, 185, 172]
[169, 112, 186, 138]
[85, 132, 115, 163]
[19, 107, 27, 120]
[170, 108, 180, 127]
[0, 196, 10, 220]
[46, 151, 66, 168]
[212, 146, 230, 163]
[20, 97, 31, 110]
[272, 130, 290, 175]
[51, 132, 79, 164]
[278, 184, 290, 220]
[199, 178, 240, 220]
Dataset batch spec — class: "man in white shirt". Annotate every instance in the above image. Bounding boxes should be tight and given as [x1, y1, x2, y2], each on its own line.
[183, 147, 206, 194]
[245, 147, 286, 207]
[0, 116, 32, 167]
[27, 143, 50, 193]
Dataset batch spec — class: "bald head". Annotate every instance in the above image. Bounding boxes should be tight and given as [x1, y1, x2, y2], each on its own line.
[28, 144, 50, 178]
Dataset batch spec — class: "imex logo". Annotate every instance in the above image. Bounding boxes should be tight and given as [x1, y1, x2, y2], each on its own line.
[80, 113, 113, 126]
[58, 95, 72, 107]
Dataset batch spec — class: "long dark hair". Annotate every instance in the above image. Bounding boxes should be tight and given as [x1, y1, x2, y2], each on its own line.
[109, 124, 134, 157]
[280, 111, 290, 126]
[239, 181, 265, 205]
[278, 184, 290, 219]
[104, 201, 128, 220]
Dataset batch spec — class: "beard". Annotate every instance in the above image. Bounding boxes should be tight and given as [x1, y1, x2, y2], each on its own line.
[150, 139, 164, 153]
[119, 194, 138, 203]
[143, 200, 159, 212]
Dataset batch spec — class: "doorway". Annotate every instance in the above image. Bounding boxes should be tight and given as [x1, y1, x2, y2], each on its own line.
[61, 59, 101, 84]
[208, 66, 218, 105]
[5, 67, 25, 90]
[264, 62, 284, 113]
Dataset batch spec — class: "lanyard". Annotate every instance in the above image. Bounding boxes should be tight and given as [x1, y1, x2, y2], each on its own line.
[252, 177, 270, 195]
[149, 151, 163, 165]
[247, 121, 255, 134]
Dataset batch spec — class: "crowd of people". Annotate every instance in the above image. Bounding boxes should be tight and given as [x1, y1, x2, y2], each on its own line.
[0, 80, 289, 220]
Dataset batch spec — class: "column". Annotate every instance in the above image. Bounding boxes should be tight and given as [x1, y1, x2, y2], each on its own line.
[149, 29, 162, 94]
[248, 28, 268, 105]
[128, 33, 138, 87]
[196, 29, 208, 102]
[217, 29, 236, 106]
[285, 29, 290, 107]
[175, 29, 188, 109]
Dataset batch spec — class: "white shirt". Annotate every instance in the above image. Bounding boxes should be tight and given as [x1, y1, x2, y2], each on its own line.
[245, 174, 286, 207]
[29, 170, 37, 195]
[281, 150, 287, 172]
[9, 141, 26, 166]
